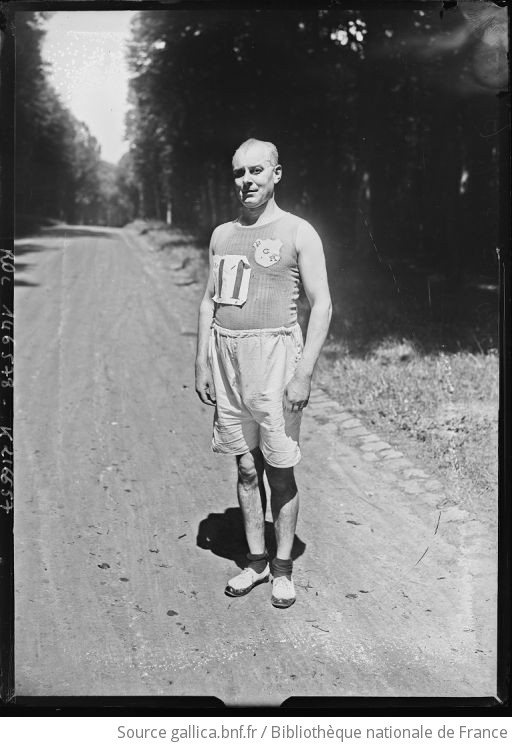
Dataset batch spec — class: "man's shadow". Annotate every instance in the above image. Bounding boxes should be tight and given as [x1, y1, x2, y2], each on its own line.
[196, 507, 306, 569]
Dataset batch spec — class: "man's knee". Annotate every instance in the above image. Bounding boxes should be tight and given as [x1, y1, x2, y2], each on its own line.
[237, 452, 259, 488]
[266, 465, 297, 500]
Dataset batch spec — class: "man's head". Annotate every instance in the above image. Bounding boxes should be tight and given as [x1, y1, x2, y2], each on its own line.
[232, 138, 282, 209]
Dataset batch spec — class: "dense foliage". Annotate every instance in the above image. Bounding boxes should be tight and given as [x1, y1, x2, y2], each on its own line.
[125, 5, 505, 283]
[14, 12, 134, 229]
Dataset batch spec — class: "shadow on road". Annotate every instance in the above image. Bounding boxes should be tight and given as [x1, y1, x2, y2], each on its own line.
[14, 243, 49, 286]
[40, 226, 117, 239]
[196, 506, 306, 569]
[14, 243, 57, 258]
[15, 278, 39, 287]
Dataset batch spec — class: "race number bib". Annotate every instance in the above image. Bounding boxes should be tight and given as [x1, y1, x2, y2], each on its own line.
[212, 254, 251, 306]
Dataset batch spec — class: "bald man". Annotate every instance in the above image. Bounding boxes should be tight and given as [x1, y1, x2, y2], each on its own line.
[195, 138, 331, 608]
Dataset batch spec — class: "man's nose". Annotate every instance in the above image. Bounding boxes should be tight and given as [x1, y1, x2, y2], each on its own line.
[242, 171, 253, 187]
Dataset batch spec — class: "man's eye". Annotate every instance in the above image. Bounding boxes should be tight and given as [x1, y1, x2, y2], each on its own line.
[233, 170, 244, 178]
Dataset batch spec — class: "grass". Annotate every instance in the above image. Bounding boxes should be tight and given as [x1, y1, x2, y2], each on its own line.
[316, 337, 499, 517]
[126, 220, 208, 283]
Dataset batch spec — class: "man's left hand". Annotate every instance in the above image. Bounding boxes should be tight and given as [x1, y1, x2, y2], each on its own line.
[284, 372, 312, 412]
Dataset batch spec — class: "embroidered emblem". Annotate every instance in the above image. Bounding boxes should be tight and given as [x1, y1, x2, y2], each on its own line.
[253, 238, 283, 268]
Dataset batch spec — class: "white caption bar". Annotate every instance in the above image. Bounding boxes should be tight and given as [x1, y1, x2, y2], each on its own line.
[0, 716, 509, 747]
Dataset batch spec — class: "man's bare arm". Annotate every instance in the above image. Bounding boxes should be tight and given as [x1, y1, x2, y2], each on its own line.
[284, 220, 332, 410]
[195, 231, 218, 406]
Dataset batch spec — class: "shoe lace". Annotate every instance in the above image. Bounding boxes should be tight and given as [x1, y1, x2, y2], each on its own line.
[273, 576, 293, 593]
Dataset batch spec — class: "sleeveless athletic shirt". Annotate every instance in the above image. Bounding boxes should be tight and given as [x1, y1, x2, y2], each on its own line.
[212, 212, 303, 330]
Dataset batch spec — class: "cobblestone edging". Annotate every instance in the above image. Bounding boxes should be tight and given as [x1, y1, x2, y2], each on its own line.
[307, 388, 449, 509]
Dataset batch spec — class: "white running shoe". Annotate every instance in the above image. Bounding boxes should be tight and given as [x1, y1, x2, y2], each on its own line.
[271, 576, 296, 608]
[224, 564, 270, 597]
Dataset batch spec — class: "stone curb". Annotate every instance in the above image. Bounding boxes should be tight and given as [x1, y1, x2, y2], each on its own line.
[308, 388, 447, 507]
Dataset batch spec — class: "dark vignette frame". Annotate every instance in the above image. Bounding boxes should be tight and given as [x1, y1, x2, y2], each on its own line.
[0, 0, 510, 717]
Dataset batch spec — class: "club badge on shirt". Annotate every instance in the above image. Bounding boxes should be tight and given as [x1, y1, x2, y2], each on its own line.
[253, 238, 283, 268]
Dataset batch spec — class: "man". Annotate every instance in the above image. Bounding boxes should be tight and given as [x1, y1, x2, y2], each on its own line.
[195, 138, 331, 608]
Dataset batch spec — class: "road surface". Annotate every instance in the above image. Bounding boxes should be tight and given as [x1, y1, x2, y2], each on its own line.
[14, 225, 496, 704]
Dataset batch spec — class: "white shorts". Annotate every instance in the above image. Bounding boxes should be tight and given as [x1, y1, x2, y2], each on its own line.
[209, 322, 304, 468]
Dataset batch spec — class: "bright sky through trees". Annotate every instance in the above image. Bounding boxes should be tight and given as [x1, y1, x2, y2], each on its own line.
[42, 11, 136, 164]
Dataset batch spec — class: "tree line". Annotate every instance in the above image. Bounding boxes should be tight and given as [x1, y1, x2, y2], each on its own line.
[13, 6, 504, 276]
[124, 6, 504, 283]
[11, 7, 504, 345]
[14, 11, 134, 231]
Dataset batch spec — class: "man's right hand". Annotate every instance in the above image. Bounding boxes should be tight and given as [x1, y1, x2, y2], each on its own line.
[195, 364, 216, 406]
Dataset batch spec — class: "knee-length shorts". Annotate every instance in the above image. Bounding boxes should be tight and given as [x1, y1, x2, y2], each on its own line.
[209, 322, 304, 468]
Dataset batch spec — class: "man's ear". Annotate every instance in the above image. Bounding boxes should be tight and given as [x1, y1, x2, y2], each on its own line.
[273, 164, 282, 183]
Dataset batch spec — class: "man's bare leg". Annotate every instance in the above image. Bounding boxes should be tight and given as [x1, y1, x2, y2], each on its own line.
[225, 448, 269, 597]
[236, 448, 266, 554]
[265, 464, 298, 607]
[265, 464, 298, 559]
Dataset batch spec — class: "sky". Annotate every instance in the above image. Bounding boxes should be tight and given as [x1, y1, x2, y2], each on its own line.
[42, 11, 136, 164]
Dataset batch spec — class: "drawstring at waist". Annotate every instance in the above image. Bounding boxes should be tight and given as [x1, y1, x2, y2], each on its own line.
[211, 321, 300, 339]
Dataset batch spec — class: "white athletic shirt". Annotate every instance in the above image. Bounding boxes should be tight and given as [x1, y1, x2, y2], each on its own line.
[211, 212, 303, 330]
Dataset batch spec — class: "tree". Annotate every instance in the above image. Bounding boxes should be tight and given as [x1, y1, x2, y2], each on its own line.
[14, 12, 127, 229]
[15, 12, 75, 226]
[124, 5, 503, 322]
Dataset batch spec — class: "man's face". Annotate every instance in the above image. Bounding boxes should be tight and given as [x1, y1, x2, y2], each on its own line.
[232, 144, 282, 208]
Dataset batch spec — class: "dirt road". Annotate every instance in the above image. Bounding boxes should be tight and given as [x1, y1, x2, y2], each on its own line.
[14, 225, 496, 704]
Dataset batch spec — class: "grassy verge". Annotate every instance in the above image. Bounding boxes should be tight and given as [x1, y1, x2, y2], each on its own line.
[316, 338, 499, 517]
[126, 220, 208, 284]
[129, 220, 499, 518]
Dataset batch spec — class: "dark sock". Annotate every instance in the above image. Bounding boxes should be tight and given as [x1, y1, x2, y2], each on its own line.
[271, 557, 293, 580]
[247, 551, 268, 574]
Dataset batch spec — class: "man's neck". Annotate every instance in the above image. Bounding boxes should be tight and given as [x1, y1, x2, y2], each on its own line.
[238, 198, 284, 227]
